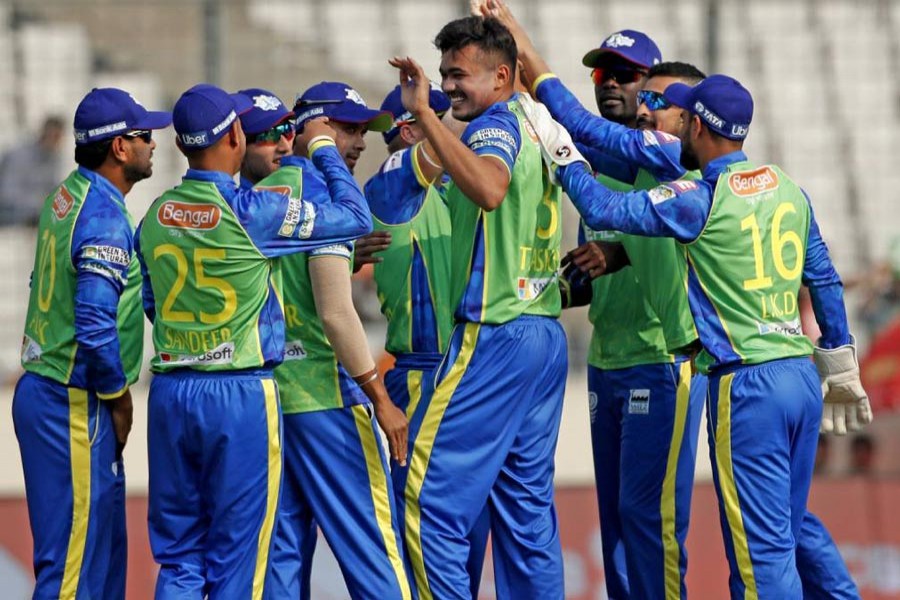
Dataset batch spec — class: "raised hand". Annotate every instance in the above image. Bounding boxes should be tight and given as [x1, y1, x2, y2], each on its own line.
[294, 117, 336, 157]
[388, 56, 432, 118]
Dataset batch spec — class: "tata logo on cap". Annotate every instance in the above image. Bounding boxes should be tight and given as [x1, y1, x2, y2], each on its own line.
[157, 201, 222, 230]
[694, 101, 724, 129]
[52, 186, 75, 220]
[728, 166, 779, 197]
[604, 33, 635, 48]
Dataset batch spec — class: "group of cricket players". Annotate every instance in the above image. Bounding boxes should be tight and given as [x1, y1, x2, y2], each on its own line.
[11, 0, 875, 598]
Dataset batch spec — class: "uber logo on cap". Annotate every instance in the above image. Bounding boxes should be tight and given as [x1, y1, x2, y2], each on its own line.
[628, 389, 650, 414]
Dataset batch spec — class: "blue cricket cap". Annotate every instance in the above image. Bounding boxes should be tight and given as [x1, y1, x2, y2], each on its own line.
[582, 30, 662, 69]
[664, 74, 753, 141]
[293, 82, 393, 133]
[380, 82, 451, 144]
[73, 88, 171, 145]
[236, 88, 294, 135]
[172, 84, 254, 149]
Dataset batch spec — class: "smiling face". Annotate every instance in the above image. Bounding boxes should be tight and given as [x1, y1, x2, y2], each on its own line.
[241, 131, 293, 184]
[636, 75, 687, 135]
[439, 44, 512, 122]
[330, 120, 368, 173]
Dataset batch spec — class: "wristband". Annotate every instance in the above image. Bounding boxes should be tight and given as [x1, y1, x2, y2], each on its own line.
[307, 136, 336, 157]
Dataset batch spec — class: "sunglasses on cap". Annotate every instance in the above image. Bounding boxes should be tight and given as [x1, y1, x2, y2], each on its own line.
[247, 120, 296, 145]
[590, 65, 647, 86]
[122, 129, 152, 143]
[637, 90, 673, 111]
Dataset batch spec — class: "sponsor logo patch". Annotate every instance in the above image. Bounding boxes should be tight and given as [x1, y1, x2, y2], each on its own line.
[81, 245, 131, 267]
[157, 201, 222, 230]
[295, 106, 324, 122]
[604, 32, 635, 48]
[728, 166, 779, 197]
[757, 318, 802, 336]
[298, 202, 316, 239]
[310, 243, 352, 259]
[672, 180, 699, 192]
[21, 335, 42, 363]
[252, 94, 282, 111]
[283, 340, 307, 361]
[694, 101, 724, 129]
[628, 389, 650, 414]
[52, 186, 75, 220]
[383, 150, 405, 173]
[179, 131, 210, 147]
[517, 276, 554, 301]
[467, 128, 517, 148]
[648, 184, 677, 205]
[158, 341, 235, 366]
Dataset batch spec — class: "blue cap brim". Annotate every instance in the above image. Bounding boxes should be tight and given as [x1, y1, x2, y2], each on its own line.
[134, 110, 173, 130]
[230, 93, 254, 115]
[663, 83, 694, 110]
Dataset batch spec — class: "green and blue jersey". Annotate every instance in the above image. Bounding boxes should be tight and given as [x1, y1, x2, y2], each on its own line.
[21, 167, 142, 397]
[560, 150, 850, 369]
[137, 148, 372, 373]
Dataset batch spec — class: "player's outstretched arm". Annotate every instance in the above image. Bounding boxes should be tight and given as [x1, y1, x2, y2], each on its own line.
[308, 253, 408, 465]
[389, 56, 510, 211]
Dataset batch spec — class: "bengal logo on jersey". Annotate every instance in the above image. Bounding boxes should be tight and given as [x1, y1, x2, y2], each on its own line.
[157, 201, 221, 230]
[52, 186, 75, 220]
[728, 166, 779, 197]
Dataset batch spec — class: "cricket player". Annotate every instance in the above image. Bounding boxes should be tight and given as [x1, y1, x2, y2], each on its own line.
[13, 87, 170, 598]
[479, 3, 703, 596]
[241, 81, 410, 600]
[137, 83, 372, 599]
[364, 83, 491, 597]
[389, 15, 568, 599]
[531, 73, 871, 598]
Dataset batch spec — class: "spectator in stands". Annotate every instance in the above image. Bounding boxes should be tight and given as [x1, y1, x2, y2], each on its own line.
[850, 434, 876, 475]
[0, 116, 66, 226]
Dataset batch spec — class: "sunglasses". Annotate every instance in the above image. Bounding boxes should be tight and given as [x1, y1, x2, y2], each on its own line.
[637, 90, 673, 111]
[591, 66, 647, 86]
[122, 129, 152, 143]
[247, 120, 296, 144]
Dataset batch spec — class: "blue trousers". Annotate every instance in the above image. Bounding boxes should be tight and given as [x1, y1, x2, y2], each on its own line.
[148, 370, 282, 600]
[387, 355, 490, 598]
[13, 372, 126, 599]
[695, 368, 860, 599]
[707, 358, 835, 599]
[268, 405, 411, 600]
[403, 316, 567, 600]
[588, 360, 704, 600]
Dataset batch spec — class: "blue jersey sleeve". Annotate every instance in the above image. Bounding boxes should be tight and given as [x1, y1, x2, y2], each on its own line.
[536, 76, 685, 181]
[461, 102, 522, 176]
[364, 146, 429, 225]
[71, 193, 132, 397]
[230, 149, 372, 258]
[559, 161, 710, 243]
[801, 192, 850, 348]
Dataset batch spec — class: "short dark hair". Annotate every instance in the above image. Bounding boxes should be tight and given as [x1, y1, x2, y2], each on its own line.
[434, 16, 517, 73]
[648, 61, 706, 85]
[74, 139, 113, 170]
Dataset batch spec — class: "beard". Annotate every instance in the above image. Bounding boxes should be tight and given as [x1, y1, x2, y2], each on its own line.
[124, 161, 152, 184]
[680, 141, 700, 171]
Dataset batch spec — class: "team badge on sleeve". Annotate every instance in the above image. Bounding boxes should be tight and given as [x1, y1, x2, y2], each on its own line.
[647, 185, 677, 205]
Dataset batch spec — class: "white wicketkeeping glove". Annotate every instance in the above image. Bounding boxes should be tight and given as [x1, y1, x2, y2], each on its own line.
[813, 336, 874, 435]
[517, 93, 589, 185]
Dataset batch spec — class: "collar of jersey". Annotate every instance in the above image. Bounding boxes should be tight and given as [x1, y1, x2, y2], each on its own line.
[703, 149, 748, 184]
[183, 168, 237, 185]
[78, 166, 124, 202]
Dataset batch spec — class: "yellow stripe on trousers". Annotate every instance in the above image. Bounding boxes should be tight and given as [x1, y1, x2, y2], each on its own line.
[253, 379, 282, 599]
[404, 323, 480, 600]
[405, 370, 424, 420]
[714, 373, 758, 599]
[352, 404, 413, 600]
[60, 388, 91, 599]
[660, 361, 692, 600]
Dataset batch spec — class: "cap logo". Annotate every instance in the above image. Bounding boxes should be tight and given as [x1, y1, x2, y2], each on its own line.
[345, 88, 367, 106]
[88, 121, 127, 138]
[728, 166, 779, 197]
[212, 110, 237, 136]
[693, 101, 724, 129]
[157, 201, 221, 230]
[253, 95, 282, 111]
[179, 131, 209, 147]
[731, 124, 749, 138]
[604, 33, 635, 48]
[296, 106, 324, 122]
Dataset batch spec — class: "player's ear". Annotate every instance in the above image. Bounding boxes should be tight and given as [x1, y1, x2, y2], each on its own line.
[228, 121, 243, 148]
[109, 136, 130, 164]
[399, 124, 418, 146]
[495, 61, 512, 90]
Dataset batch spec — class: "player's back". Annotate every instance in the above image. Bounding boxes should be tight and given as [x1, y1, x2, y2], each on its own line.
[688, 161, 813, 368]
